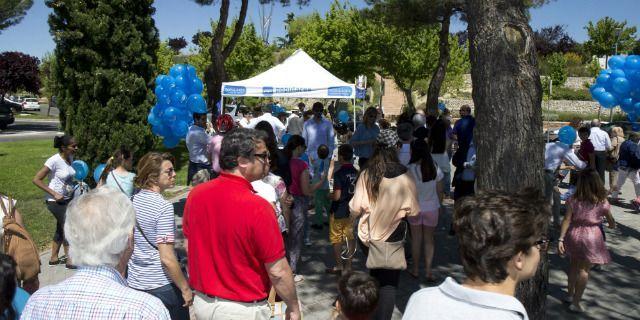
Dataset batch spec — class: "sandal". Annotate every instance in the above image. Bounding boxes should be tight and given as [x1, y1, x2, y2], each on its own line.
[48, 256, 67, 266]
[407, 270, 419, 279]
[325, 267, 342, 275]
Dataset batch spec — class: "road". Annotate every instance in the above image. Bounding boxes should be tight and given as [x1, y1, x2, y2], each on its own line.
[0, 119, 62, 142]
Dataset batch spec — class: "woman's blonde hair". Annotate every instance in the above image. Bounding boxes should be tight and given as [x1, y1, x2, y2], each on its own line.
[134, 152, 175, 189]
[611, 126, 624, 138]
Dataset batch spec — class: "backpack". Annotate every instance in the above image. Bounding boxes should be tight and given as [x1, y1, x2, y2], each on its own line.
[1, 196, 41, 281]
[619, 140, 640, 169]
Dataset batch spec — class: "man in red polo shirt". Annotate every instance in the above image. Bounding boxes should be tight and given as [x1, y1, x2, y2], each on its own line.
[184, 128, 301, 320]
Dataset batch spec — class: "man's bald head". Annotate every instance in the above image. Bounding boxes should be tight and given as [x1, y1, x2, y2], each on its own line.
[591, 119, 601, 127]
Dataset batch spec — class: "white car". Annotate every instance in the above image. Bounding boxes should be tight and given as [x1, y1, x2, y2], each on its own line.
[21, 98, 40, 111]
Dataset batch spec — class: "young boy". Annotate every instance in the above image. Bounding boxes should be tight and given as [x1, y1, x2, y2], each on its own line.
[326, 145, 358, 274]
[311, 144, 332, 231]
[333, 271, 379, 320]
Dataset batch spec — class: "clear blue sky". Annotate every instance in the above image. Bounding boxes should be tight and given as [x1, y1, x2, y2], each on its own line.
[0, 0, 638, 60]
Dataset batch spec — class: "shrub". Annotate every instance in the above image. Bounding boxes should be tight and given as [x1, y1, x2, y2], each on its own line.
[548, 52, 568, 87]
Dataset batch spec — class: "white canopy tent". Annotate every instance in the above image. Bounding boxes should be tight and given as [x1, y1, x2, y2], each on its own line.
[221, 49, 357, 128]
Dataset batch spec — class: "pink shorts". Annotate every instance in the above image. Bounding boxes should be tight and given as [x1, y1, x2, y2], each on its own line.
[407, 210, 439, 227]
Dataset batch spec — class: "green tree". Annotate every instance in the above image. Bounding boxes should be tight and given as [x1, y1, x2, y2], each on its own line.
[0, 0, 33, 33]
[376, 26, 439, 111]
[547, 52, 567, 87]
[584, 17, 637, 64]
[293, 2, 378, 82]
[157, 41, 175, 75]
[46, 0, 159, 169]
[188, 22, 274, 93]
[191, 0, 308, 117]
[39, 52, 57, 101]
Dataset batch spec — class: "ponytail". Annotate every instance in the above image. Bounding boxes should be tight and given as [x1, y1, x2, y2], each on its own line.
[98, 145, 133, 184]
[53, 135, 74, 151]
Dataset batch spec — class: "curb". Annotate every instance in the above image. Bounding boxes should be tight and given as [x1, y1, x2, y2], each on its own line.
[14, 118, 60, 123]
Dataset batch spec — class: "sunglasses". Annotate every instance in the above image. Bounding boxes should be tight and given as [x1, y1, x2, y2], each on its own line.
[254, 152, 270, 162]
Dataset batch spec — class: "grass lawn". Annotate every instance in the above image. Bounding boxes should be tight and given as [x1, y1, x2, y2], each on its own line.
[15, 113, 59, 120]
[0, 138, 189, 251]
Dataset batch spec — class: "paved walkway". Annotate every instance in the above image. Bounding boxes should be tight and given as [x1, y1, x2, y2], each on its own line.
[38, 177, 640, 320]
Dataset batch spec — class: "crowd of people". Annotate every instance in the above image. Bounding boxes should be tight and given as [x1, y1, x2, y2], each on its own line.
[0, 100, 625, 319]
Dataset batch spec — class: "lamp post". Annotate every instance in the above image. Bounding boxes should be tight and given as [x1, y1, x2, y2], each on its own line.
[609, 27, 623, 123]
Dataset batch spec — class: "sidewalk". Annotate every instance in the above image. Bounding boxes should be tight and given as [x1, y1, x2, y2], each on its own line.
[38, 178, 640, 319]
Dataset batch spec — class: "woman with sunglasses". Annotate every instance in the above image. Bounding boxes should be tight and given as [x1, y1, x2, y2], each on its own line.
[127, 152, 192, 319]
[32, 135, 78, 269]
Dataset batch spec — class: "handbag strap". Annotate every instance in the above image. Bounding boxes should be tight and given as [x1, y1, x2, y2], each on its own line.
[111, 171, 127, 194]
[130, 193, 158, 251]
[0, 195, 15, 220]
[366, 214, 407, 242]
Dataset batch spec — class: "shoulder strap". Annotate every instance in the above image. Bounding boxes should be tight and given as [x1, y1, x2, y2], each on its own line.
[0, 195, 15, 220]
[130, 193, 158, 251]
[110, 171, 126, 194]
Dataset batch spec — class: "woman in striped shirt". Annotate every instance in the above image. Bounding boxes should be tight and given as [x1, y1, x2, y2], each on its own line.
[128, 152, 192, 319]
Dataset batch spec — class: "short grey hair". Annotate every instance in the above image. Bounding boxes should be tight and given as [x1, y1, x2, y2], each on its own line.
[64, 187, 135, 267]
[412, 113, 426, 128]
[219, 128, 266, 170]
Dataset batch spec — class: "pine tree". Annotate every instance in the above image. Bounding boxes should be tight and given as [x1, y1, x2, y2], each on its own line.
[46, 0, 159, 169]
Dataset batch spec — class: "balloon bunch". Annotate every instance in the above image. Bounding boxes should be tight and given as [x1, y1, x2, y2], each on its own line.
[148, 64, 206, 148]
[590, 55, 640, 122]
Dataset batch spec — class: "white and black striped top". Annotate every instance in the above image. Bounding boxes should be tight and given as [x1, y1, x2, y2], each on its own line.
[127, 189, 176, 290]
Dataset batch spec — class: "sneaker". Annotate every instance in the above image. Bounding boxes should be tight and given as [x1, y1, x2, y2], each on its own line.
[568, 303, 584, 313]
[293, 274, 304, 283]
[304, 239, 312, 247]
[632, 200, 640, 211]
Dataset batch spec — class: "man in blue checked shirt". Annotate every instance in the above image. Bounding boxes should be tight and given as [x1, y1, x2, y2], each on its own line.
[22, 187, 170, 319]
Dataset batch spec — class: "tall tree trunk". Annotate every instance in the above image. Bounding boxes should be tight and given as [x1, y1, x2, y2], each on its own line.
[466, 1, 546, 319]
[204, 0, 248, 119]
[401, 86, 415, 113]
[425, 8, 452, 115]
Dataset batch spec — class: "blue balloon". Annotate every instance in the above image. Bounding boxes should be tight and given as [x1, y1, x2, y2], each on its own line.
[154, 85, 166, 97]
[620, 97, 635, 113]
[300, 152, 309, 164]
[595, 73, 611, 87]
[152, 104, 165, 117]
[163, 136, 180, 148]
[162, 106, 179, 122]
[155, 75, 167, 87]
[608, 56, 626, 69]
[629, 113, 637, 122]
[187, 94, 207, 113]
[626, 55, 640, 70]
[172, 90, 188, 107]
[627, 69, 640, 82]
[338, 110, 349, 123]
[161, 76, 176, 90]
[169, 64, 186, 78]
[174, 75, 187, 90]
[147, 111, 162, 126]
[72, 160, 89, 181]
[612, 77, 631, 95]
[186, 65, 197, 78]
[438, 102, 446, 111]
[93, 164, 106, 183]
[610, 69, 626, 79]
[151, 123, 170, 137]
[634, 102, 640, 115]
[170, 120, 189, 137]
[599, 69, 612, 75]
[598, 92, 617, 108]
[190, 78, 204, 95]
[591, 87, 607, 100]
[158, 93, 171, 106]
[557, 126, 577, 146]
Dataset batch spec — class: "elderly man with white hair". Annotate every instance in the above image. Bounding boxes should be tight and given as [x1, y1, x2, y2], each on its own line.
[21, 187, 170, 319]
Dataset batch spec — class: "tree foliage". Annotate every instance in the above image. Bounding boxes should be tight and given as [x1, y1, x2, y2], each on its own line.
[584, 17, 637, 57]
[167, 37, 188, 54]
[192, 31, 212, 45]
[293, 2, 378, 82]
[0, 0, 33, 33]
[157, 41, 175, 75]
[46, 0, 159, 168]
[188, 22, 273, 83]
[533, 25, 576, 56]
[547, 52, 568, 87]
[39, 52, 57, 100]
[0, 51, 40, 97]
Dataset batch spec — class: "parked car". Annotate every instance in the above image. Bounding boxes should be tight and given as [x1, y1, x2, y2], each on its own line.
[0, 103, 15, 130]
[21, 97, 40, 111]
